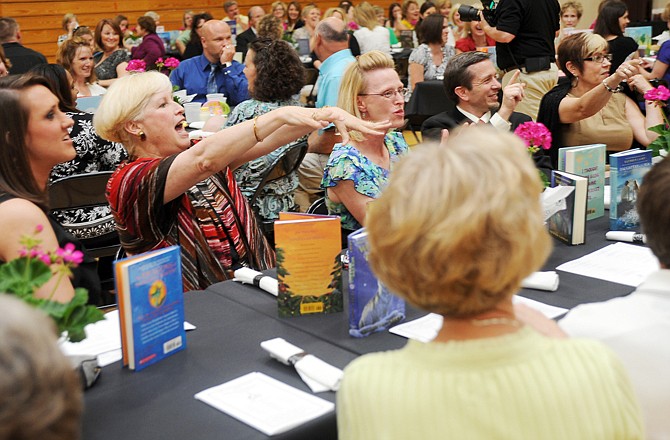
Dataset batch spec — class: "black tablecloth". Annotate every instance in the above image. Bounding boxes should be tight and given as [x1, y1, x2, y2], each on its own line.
[83, 213, 637, 439]
[82, 292, 356, 440]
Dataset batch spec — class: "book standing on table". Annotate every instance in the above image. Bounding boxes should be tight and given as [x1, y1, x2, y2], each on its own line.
[114, 245, 186, 371]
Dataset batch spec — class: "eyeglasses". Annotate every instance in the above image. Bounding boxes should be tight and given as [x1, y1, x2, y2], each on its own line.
[359, 87, 409, 100]
[584, 53, 613, 64]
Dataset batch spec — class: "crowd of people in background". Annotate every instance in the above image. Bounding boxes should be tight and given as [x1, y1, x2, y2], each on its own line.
[3, 0, 670, 438]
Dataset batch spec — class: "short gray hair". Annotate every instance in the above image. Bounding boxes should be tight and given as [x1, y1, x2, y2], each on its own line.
[316, 19, 348, 42]
[0, 17, 18, 43]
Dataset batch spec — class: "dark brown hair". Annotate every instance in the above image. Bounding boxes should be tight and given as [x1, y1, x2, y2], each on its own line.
[594, 0, 627, 38]
[417, 13, 445, 45]
[28, 64, 78, 113]
[94, 19, 124, 51]
[137, 16, 157, 34]
[248, 38, 305, 101]
[0, 75, 56, 207]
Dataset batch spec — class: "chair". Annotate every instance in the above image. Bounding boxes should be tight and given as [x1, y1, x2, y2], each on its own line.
[404, 80, 455, 142]
[48, 171, 120, 301]
[304, 67, 319, 108]
[249, 140, 309, 245]
[306, 196, 328, 215]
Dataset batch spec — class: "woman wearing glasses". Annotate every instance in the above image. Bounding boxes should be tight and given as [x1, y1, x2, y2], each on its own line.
[322, 50, 409, 241]
[538, 33, 661, 167]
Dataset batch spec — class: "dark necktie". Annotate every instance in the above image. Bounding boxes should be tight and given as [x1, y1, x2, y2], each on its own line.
[207, 63, 220, 94]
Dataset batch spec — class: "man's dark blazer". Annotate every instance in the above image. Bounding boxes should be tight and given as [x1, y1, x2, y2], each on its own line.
[235, 28, 257, 59]
[421, 106, 532, 142]
[2, 42, 47, 75]
[421, 106, 553, 173]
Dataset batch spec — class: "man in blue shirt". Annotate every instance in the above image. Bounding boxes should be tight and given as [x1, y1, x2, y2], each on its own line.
[170, 20, 249, 105]
[295, 17, 355, 211]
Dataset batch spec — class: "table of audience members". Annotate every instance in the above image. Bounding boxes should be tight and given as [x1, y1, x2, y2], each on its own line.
[81, 214, 637, 440]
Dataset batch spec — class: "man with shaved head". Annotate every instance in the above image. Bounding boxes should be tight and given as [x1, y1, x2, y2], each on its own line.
[170, 19, 249, 105]
[295, 17, 356, 211]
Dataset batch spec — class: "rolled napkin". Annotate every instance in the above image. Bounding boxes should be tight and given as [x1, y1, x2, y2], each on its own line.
[295, 355, 343, 392]
[234, 267, 278, 296]
[606, 231, 646, 244]
[261, 338, 343, 393]
[521, 271, 559, 292]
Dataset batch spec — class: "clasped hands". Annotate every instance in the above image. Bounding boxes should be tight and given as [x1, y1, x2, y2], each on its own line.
[609, 59, 653, 94]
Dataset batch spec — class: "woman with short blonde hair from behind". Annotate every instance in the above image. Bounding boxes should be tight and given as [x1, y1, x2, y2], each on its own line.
[337, 127, 644, 440]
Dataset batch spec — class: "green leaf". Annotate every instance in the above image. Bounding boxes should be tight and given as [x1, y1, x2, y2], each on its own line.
[648, 123, 666, 135]
[0, 257, 52, 295]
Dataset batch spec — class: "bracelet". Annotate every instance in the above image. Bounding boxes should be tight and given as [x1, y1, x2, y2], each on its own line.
[602, 79, 623, 93]
[253, 115, 263, 142]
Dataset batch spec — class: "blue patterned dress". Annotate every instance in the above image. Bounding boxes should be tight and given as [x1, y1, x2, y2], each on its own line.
[321, 131, 409, 231]
[224, 98, 305, 221]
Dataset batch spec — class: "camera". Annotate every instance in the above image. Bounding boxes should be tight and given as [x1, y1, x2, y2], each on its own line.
[458, 0, 497, 26]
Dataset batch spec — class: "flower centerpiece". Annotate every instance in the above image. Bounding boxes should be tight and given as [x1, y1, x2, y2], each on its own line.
[155, 57, 180, 75]
[0, 226, 104, 342]
[514, 121, 552, 187]
[126, 59, 146, 73]
[644, 85, 670, 157]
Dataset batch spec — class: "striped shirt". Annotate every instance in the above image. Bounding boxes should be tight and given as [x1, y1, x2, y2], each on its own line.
[107, 155, 274, 291]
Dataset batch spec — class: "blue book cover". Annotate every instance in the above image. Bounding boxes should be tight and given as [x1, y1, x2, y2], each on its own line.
[609, 150, 652, 231]
[347, 229, 405, 338]
[115, 246, 186, 371]
[560, 144, 606, 220]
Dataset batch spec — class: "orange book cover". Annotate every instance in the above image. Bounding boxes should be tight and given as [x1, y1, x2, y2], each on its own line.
[274, 213, 343, 317]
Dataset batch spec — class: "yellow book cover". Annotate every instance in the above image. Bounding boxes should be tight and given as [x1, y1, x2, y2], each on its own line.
[274, 213, 343, 317]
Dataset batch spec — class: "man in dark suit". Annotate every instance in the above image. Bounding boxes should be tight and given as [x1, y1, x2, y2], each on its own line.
[235, 6, 264, 60]
[422, 51, 552, 173]
[0, 17, 47, 74]
[422, 51, 530, 143]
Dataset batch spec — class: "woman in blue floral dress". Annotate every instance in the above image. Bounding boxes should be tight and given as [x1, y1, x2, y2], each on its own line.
[224, 38, 307, 225]
[322, 50, 410, 235]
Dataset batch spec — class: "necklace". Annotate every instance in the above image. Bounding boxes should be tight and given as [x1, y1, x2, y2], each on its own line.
[470, 317, 521, 328]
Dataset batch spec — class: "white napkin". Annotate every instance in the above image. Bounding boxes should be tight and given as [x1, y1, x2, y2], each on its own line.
[521, 271, 559, 292]
[234, 267, 278, 296]
[260, 338, 343, 393]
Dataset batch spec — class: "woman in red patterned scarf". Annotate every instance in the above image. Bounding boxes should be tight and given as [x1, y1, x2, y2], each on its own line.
[94, 71, 388, 291]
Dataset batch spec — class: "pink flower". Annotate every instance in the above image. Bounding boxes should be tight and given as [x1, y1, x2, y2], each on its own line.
[56, 243, 84, 265]
[126, 59, 147, 73]
[164, 57, 180, 69]
[38, 252, 52, 265]
[514, 121, 552, 151]
[644, 85, 670, 102]
[35, 224, 44, 233]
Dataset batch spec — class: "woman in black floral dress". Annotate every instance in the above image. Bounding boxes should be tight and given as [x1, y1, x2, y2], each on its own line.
[30, 64, 127, 245]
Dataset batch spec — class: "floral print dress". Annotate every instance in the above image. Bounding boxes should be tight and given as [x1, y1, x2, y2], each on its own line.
[225, 98, 305, 221]
[49, 112, 127, 241]
[321, 131, 409, 231]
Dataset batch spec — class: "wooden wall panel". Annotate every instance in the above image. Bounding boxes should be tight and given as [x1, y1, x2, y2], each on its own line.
[2, 0, 405, 62]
